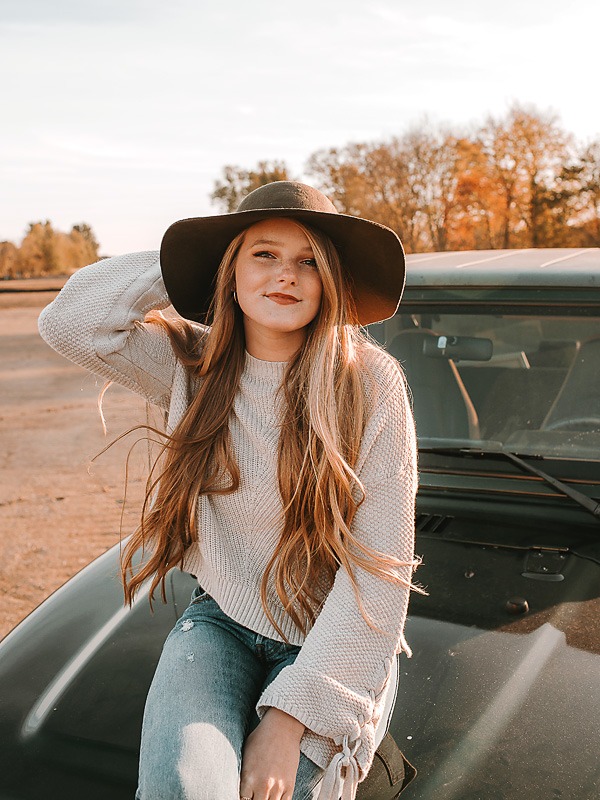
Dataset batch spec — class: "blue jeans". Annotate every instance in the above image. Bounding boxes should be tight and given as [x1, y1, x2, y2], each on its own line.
[136, 587, 325, 800]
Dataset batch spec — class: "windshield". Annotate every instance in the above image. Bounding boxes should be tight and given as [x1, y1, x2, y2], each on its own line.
[369, 310, 600, 461]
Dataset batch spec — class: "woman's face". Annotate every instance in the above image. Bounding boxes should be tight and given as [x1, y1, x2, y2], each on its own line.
[234, 218, 323, 360]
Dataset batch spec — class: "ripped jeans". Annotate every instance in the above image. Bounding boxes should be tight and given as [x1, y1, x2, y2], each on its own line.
[136, 587, 398, 800]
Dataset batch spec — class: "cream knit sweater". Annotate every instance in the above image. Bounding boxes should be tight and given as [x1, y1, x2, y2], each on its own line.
[38, 251, 417, 800]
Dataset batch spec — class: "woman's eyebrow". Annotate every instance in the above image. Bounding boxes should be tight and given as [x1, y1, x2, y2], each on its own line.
[250, 238, 314, 253]
[250, 238, 280, 247]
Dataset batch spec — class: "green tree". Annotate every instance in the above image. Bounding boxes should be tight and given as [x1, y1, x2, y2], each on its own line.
[211, 160, 292, 212]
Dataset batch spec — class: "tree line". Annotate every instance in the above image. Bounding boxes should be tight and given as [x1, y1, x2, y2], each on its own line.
[0, 221, 100, 279]
[3, 103, 598, 279]
[212, 104, 600, 252]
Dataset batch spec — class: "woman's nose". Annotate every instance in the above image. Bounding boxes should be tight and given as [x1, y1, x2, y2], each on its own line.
[276, 259, 298, 283]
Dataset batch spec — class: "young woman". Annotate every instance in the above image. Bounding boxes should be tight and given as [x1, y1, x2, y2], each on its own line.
[38, 181, 419, 800]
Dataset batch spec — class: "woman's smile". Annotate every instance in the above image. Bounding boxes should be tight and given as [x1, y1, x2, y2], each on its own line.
[265, 292, 300, 305]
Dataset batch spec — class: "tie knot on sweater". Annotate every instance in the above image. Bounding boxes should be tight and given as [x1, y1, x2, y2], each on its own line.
[317, 735, 361, 800]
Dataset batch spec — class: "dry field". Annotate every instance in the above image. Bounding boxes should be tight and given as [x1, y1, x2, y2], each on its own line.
[0, 282, 155, 639]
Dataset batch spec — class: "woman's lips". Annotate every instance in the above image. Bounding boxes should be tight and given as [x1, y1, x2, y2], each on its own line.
[266, 293, 300, 305]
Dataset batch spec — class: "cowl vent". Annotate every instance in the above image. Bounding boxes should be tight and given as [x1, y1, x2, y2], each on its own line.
[416, 513, 454, 534]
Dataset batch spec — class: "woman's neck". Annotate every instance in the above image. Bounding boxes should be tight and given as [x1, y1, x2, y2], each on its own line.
[243, 322, 306, 362]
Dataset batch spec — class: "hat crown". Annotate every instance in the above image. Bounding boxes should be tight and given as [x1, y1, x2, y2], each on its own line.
[237, 181, 338, 215]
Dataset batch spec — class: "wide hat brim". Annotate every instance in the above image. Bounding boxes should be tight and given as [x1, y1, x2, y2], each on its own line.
[160, 183, 405, 326]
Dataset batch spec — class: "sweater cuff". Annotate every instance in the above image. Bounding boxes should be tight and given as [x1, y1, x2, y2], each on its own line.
[256, 664, 386, 785]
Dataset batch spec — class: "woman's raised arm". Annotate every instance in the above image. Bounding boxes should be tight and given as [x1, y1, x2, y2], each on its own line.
[38, 251, 181, 409]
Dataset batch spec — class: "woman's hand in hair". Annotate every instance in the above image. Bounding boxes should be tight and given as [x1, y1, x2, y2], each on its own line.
[240, 707, 305, 800]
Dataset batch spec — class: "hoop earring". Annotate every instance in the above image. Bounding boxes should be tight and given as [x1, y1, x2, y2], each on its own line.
[232, 289, 238, 304]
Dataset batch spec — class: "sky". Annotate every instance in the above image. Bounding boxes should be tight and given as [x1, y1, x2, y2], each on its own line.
[1, 0, 598, 255]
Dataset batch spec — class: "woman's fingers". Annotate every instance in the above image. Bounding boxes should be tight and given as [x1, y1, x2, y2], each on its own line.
[239, 771, 289, 799]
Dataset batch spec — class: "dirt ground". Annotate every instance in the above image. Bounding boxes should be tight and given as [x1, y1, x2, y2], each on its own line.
[0, 283, 155, 640]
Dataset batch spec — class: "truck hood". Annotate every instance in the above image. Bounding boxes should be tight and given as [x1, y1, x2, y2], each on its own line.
[0, 529, 598, 799]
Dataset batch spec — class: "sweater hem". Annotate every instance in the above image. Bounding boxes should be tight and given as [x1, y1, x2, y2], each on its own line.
[190, 567, 308, 647]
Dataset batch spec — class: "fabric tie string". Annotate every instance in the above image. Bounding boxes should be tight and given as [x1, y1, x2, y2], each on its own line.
[316, 734, 360, 800]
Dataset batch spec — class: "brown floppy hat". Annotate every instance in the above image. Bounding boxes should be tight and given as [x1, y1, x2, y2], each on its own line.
[160, 181, 405, 326]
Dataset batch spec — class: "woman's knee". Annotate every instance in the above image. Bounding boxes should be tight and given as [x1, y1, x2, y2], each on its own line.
[138, 721, 241, 800]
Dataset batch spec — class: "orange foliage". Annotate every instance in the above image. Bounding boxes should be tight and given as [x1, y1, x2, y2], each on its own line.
[0, 221, 100, 279]
[214, 104, 597, 252]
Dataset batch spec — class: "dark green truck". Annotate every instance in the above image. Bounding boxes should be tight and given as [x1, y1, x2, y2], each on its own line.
[1, 248, 598, 799]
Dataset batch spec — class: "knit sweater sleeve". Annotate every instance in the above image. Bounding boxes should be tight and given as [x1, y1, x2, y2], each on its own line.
[256, 355, 418, 800]
[38, 251, 180, 409]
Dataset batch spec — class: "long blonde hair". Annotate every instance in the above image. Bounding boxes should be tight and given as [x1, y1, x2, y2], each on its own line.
[121, 219, 417, 639]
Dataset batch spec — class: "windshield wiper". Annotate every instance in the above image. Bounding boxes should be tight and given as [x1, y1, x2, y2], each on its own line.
[419, 445, 600, 521]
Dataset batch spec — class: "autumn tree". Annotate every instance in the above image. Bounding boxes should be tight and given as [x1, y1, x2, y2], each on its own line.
[211, 160, 292, 212]
[18, 221, 59, 277]
[0, 221, 101, 278]
[210, 107, 593, 253]
[401, 125, 467, 252]
[0, 241, 19, 278]
[308, 124, 469, 252]
[479, 105, 572, 248]
[68, 223, 100, 266]
[571, 140, 600, 246]
[72, 223, 100, 262]
[452, 137, 510, 249]
[307, 140, 423, 250]
[477, 116, 522, 248]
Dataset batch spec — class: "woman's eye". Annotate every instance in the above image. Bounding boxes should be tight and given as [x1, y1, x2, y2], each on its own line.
[254, 251, 274, 259]
[302, 258, 318, 268]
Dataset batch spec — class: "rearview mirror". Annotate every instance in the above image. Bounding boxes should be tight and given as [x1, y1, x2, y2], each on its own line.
[423, 334, 493, 361]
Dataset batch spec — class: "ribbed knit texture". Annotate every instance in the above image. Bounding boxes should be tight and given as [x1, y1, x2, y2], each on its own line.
[38, 252, 418, 799]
